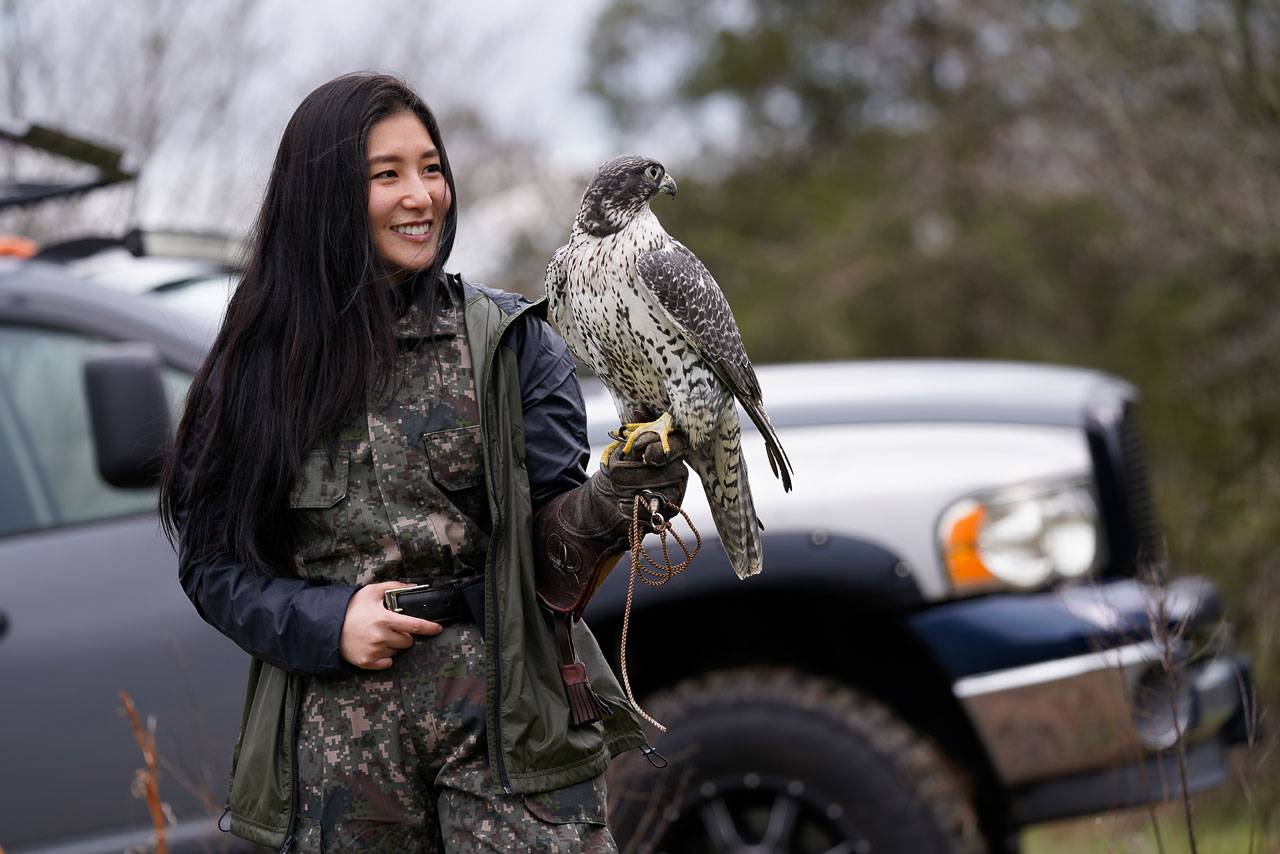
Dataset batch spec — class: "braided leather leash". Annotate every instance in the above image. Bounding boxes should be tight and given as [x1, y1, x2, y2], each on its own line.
[618, 493, 702, 733]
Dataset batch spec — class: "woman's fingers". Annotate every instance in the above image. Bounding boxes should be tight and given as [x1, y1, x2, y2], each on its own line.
[340, 581, 448, 669]
[384, 610, 443, 637]
[382, 629, 415, 650]
[377, 582, 446, 637]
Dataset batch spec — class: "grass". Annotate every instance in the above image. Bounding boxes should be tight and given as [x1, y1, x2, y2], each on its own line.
[1022, 781, 1277, 854]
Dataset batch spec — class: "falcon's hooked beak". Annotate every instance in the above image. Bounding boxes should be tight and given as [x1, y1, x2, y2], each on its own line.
[659, 173, 678, 199]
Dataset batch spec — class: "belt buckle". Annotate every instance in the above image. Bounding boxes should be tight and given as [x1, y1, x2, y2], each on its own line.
[383, 582, 435, 613]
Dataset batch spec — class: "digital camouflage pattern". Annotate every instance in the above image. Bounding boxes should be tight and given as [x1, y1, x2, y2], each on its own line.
[288, 281, 490, 586]
[288, 281, 614, 851]
[295, 623, 615, 853]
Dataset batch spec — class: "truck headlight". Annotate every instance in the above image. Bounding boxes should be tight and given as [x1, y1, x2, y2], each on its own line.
[939, 478, 1100, 592]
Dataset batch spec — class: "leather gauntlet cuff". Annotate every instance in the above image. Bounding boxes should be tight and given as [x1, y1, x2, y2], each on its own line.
[532, 432, 689, 726]
[533, 442, 688, 619]
[533, 474, 632, 619]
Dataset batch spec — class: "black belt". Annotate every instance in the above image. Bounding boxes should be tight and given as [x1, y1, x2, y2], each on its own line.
[382, 576, 485, 626]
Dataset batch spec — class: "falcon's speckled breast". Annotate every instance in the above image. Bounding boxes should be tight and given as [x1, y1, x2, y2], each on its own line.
[550, 208, 731, 443]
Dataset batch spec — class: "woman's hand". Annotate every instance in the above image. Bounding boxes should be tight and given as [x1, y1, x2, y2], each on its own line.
[340, 581, 443, 670]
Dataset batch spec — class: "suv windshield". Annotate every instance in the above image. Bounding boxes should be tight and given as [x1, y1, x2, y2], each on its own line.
[149, 272, 236, 324]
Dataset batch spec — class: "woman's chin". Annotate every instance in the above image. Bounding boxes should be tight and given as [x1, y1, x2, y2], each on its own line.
[378, 260, 434, 286]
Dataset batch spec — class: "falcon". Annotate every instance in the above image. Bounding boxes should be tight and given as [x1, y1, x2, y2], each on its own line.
[545, 155, 793, 579]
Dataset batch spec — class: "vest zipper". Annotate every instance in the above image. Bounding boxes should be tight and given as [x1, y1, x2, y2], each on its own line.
[279, 678, 306, 853]
[488, 512, 513, 795]
[471, 289, 546, 796]
[480, 301, 521, 796]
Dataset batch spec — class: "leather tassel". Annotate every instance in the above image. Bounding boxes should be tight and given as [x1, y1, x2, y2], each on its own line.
[560, 662, 608, 726]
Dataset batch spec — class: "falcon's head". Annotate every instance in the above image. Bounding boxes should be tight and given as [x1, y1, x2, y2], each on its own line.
[575, 155, 678, 237]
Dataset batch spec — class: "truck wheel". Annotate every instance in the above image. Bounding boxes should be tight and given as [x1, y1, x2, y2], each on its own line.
[609, 668, 985, 854]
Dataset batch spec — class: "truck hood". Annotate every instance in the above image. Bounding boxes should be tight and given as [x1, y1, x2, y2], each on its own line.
[585, 359, 1135, 431]
[582, 359, 1119, 600]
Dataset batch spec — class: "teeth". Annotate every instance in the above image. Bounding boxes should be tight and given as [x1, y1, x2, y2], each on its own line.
[393, 223, 431, 236]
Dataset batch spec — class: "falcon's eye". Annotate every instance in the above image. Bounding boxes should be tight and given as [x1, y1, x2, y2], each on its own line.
[644, 164, 662, 182]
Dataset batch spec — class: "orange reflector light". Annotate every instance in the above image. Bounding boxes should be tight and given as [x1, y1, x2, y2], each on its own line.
[944, 501, 996, 588]
[0, 235, 37, 258]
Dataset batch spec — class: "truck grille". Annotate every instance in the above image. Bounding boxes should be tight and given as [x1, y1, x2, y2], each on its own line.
[1087, 398, 1165, 578]
[1118, 406, 1163, 572]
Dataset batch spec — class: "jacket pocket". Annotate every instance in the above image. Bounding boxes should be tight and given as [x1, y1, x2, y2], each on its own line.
[289, 450, 350, 508]
[522, 775, 609, 826]
[421, 424, 483, 492]
[288, 449, 350, 566]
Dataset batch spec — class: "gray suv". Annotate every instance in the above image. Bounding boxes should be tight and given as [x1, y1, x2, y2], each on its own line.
[0, 247, 1251, 853]
[0, 255, 243, 852]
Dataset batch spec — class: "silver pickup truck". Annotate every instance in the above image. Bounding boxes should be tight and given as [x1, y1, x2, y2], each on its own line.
[0, 247, 1251, 853]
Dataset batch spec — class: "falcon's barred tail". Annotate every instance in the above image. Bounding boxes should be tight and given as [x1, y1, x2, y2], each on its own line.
[687, 414, 763, 579]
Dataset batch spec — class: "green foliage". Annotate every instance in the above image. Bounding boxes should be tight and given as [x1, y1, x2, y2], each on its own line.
[640, 131, 1133, 367]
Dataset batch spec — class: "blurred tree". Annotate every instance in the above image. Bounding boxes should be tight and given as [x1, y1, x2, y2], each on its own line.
[0, 0, 271, 236]
[0, 0, 547, 282]
[564, 0, 1280, 806]
[582, 0, 1280, 361]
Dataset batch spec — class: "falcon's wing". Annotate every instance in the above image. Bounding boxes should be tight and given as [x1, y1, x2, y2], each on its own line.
[637, 240, 793, 490]
[544, 244, 571, 333]
[547, 240, 591, 363]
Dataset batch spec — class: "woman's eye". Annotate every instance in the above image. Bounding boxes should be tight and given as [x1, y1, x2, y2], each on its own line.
[372, 169, 396, 180]
[424, 163, 442, 175]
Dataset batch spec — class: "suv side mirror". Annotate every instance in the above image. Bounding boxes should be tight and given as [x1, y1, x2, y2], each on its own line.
[84, 344, 171, 488]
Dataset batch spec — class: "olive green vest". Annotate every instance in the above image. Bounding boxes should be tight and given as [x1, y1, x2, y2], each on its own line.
[225, 283, 646, 850]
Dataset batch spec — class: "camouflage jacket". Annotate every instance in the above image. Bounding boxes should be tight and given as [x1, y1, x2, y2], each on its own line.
[178, 277, 646, 850]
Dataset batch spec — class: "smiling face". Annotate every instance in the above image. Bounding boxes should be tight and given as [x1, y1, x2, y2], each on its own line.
[366, 110, 452, 282]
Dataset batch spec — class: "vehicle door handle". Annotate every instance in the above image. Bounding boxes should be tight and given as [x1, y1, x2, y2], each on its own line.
[0, 609, 8, 640]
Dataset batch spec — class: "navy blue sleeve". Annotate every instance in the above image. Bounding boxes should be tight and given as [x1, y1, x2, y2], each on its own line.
[174, 388, 357, 675]
[505, 312, 590, 509]
[177, 537, 357, 675]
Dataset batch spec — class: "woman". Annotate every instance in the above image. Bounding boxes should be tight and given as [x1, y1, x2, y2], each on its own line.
[160, 73, 686, 852]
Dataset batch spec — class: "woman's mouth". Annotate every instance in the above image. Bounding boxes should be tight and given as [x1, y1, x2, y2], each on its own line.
[391, 221, 433, 240]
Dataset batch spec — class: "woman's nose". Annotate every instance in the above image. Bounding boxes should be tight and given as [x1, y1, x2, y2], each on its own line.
[403, 178, 433, 209]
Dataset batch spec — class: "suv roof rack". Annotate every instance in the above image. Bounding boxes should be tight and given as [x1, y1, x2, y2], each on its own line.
[0, 119, 136, 209]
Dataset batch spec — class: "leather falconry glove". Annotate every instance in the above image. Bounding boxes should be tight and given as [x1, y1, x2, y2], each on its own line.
[533, 429, 689, 726]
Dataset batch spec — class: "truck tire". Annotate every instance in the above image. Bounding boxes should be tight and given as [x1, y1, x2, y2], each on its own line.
[609, 668, 985, 854]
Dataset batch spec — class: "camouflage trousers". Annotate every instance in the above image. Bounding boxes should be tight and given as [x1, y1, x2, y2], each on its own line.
[294, 621, 616, 853]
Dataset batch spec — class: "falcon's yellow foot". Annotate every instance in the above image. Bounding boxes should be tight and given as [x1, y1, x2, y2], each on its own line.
[620, 411, 674, 456]
[601, 413, 675, 466]
[601, 423, 648, 467]
[600, 437, 624, 468]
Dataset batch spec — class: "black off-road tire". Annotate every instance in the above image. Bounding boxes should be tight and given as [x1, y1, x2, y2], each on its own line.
[608, 668, 986, 854]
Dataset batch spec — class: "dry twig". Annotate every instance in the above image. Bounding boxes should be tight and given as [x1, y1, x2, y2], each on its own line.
[1144, 575, 1198, 854]
[119, 690, 168, 854]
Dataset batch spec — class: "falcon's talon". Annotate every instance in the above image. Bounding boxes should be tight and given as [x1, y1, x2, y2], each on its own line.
[619, 411, 675, 456]
[610, 422, 646, 444]
[600, 438, 624, 467]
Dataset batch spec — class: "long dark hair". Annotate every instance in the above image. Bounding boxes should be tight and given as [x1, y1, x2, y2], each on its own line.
[159, 73, 458, 568]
